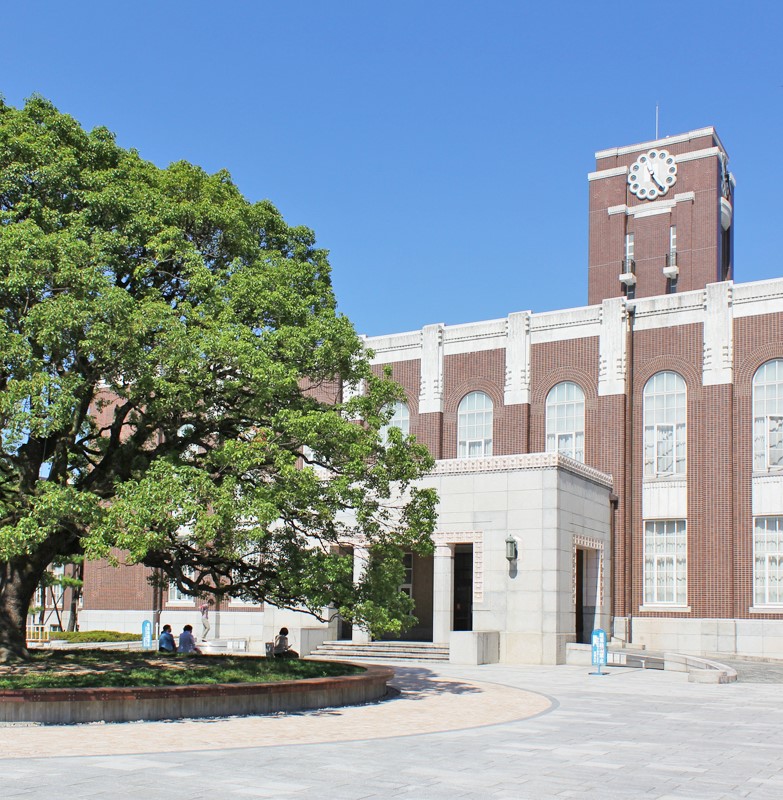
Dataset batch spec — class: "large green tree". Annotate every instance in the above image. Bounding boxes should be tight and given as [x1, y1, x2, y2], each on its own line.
[0, 97, 436, 661]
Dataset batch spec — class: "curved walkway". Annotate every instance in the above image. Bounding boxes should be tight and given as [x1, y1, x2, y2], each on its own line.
[4, 660, 783, 799]
[0, 666, 550, 757]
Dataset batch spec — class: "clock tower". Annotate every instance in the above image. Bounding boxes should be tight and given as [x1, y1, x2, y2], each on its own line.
[587, 127, 734, 305]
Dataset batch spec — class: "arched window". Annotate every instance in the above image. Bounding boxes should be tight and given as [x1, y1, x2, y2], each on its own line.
[545, 381, 585, 462]
[457, 391, 493, 458]
[380, 401, 410, 443]
[643, 371, 686, 478]
[753, 359, 783, 472]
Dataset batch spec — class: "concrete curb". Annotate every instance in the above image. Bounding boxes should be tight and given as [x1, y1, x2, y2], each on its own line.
[0, 662, 394, 724]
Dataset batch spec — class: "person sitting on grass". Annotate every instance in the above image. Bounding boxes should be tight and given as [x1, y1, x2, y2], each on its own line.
[273, 627, 299, 659]
[158, 624, 177, 654]
[177, 624, 202, 655]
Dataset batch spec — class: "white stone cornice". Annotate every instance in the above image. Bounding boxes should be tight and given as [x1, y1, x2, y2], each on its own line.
[733, 277, 783, 318]
[608, 204, 628, 216]
[588, 165, 628, 181]
[674, 191, 695, 203]
[674, 146, 720, 163]
[432, 453, 613, 487]
[595, 127, 717, 159]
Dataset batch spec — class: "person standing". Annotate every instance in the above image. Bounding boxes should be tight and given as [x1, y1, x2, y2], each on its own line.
[199, 599, 214, 641]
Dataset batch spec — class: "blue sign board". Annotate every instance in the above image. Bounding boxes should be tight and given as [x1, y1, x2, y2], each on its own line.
[591, 628, 607, 675]
[142, 619, 153, 650]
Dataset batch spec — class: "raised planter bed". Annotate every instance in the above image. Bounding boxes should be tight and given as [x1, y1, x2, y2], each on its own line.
[0, 663, 394, 724]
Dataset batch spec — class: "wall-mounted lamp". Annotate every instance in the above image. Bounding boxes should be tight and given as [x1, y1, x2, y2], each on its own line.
[505, 534, 518, 562]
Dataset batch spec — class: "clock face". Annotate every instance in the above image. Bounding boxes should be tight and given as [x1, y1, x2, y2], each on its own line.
[628, 149, 677, 200]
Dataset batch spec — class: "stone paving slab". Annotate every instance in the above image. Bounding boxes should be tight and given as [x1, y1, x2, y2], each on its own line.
[4, 661, 783, 799]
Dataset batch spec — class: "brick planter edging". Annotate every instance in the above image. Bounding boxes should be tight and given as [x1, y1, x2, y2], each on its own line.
[0, 662, 395, 724]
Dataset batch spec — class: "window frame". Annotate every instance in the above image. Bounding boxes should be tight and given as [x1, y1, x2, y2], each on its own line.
[545, 381, 585, 463]
[457, 391, 494, 458]
[753, 360, 783, 473]
[643, 519, 688, 606]
[643, 371, 687, 479]
[754, 516, 783, 607]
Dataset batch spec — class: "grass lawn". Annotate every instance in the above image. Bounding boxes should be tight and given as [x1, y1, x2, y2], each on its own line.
[0, 650, 363, 690]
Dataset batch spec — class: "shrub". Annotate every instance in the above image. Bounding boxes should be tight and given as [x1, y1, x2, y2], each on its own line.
[49, 630, 142, 643]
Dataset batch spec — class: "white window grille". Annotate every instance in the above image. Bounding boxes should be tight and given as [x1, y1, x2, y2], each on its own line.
[380, 401, 410, 443]
[753, 360, 783, 472]
[643, 371, 686, 477]
[644, 520, 687, 605]
[545, 381, 585, 462]
[457, 391, 493, 458]
[754, 517, 783, 606]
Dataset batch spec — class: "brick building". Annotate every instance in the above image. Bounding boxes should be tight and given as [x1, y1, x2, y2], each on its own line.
[79, 127, 783, 663]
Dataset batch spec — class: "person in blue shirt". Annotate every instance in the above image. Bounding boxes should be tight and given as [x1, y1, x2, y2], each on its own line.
[158, 624, 177, 653]
[178, 624, 202, 655]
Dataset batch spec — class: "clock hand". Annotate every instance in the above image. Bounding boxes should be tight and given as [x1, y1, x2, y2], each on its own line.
[647, 160, 664, 190]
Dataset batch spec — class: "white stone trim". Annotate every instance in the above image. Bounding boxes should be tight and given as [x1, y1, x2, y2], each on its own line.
[595, 127, 717, 159]
[733, 278, 783, 319]
[530, 306, 601, 344]
[752, 474, 783, 516]
[674, 191, 696, 203]
[608, 204, 628, 215]
[588, 165, 628, 181]
[432, 453, 613, 487]
[366, 330, 422, 365]
[504, 311, 531, 406]
[598, 298, 628, 396]
[703, 282, 733, 386]
[419, 323, 444, 414]
[639, 605, 692, 612]
[433, 531, 484, 603]
[642, 479, 688, 519]
[674, 146, 720, 163]
[442, 318, 507, 356]
[630, 290, 706, 331]
[573, 534, 605, 607]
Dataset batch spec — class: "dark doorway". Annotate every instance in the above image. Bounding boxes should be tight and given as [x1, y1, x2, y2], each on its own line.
[576, 549, 586, 643]
[453, 544, 473, 631]
[575, 547, 598, 644]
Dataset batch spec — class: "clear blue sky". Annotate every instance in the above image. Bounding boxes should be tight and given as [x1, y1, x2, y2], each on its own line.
[2, 2, 781, 336]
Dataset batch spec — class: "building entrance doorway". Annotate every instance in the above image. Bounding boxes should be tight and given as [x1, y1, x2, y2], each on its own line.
[575, 547, 599, 644]
[453, 544, 473, 631]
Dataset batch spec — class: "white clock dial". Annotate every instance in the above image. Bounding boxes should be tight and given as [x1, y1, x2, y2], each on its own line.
[628, 149, 677, 200]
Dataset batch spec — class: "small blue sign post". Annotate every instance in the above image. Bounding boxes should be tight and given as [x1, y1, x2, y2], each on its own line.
[142, 619, 153, 651]
[590, 628, 608, 676]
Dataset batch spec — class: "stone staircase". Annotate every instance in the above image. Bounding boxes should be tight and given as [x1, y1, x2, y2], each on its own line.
[309, 640, 450, 662]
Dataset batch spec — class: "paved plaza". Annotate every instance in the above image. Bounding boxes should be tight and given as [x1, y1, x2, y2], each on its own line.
[3, 659, 783, 799]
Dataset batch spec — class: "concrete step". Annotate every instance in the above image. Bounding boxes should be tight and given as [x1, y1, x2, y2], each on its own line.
[310, 641, 450, 662]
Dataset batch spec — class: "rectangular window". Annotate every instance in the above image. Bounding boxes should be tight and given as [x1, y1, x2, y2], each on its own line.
[644, 520, 687, 605]
[168, 570, 196, 604]
[625, 232, 634, 262]
[400, 552, 413, 598]
[755, 517, 783, 606]
[669, 225, 677, 258]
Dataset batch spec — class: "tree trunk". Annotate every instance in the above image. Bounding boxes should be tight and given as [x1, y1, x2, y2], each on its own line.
[0, 554, 54, 662]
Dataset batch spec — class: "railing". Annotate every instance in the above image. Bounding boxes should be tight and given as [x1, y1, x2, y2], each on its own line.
[26, 625, 50, 642]
[665, 251, 677, 267]
[622, 258, 636, 273]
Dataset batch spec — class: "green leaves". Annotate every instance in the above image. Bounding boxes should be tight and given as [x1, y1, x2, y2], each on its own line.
[0, 96, 438, 640]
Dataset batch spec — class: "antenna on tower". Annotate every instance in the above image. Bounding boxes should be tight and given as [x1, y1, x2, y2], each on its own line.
[655, 104, 659, 139]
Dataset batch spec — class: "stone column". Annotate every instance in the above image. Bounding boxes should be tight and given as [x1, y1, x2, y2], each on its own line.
[432, 543, 454, 645]
[352, 545, 371, 644]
